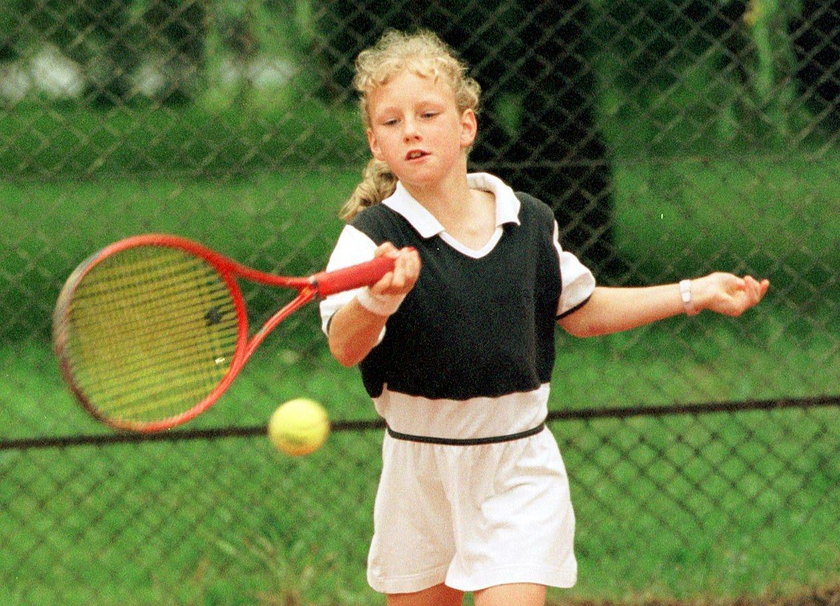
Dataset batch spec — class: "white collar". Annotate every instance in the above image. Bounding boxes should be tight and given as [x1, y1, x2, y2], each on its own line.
[382, 172, 521, 239]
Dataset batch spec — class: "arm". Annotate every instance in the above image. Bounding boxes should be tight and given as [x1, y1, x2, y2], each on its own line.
[327, 243, 421, 366]
[558, 272, 770, 338]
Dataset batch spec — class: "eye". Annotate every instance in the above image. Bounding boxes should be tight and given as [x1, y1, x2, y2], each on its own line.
[422, 111, 439, 119]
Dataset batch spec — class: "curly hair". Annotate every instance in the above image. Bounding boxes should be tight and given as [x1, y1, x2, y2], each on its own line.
[340, 29, 481, 220]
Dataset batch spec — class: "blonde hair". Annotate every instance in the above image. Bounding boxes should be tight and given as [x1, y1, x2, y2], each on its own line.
[340, 29, 482, 220]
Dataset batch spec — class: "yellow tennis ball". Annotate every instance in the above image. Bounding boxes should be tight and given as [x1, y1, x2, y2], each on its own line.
[268, 398, 330, 456]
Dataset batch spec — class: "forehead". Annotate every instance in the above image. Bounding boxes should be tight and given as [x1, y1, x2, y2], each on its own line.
[369, 69, 456, 111]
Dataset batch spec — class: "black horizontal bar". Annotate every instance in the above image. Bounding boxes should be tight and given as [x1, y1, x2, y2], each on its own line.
[1, 395, 836, 451]
[545, 394, 839, 421]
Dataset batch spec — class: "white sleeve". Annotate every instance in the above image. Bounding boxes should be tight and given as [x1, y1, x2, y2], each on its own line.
[553, 221, 597, 317]
[318, 225, 378, 336]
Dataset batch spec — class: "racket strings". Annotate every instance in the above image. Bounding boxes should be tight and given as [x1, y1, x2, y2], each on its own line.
[61, 247, 241, 425]
[70, 275, 235, 372]
[69, 266, 236, 418]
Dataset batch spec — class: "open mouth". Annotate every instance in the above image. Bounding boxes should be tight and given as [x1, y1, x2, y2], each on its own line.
[406, 150, 428, 160]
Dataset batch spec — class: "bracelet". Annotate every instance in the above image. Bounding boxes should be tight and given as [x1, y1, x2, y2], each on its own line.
[356, 287, 405, 317]
[679, 279, 699, 316]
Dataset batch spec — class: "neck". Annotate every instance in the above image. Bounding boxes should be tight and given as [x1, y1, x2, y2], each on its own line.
[401, 161, 472, 215]
[408, 180, 472, 217]
[403, 173, 497, 249]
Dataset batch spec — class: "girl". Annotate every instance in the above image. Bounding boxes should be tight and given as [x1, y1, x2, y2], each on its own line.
[319, 29, 769, 606]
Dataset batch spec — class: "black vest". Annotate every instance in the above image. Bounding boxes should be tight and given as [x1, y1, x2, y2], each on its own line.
[351, 193, 562, 400]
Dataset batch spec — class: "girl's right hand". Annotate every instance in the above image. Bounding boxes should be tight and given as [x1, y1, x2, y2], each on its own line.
[369, 242, 421, 297]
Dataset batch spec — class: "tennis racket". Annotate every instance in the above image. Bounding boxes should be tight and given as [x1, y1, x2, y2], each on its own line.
[53, 233, 394, 433]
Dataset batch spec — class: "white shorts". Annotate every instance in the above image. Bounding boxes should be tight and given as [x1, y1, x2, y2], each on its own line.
[367, 427, 577, 594]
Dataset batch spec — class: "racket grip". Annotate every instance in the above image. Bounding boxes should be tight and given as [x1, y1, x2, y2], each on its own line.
[312, 255, 397, 297]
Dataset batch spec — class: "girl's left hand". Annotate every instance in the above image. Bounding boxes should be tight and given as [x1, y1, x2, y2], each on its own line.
[693, 273, 770, 316]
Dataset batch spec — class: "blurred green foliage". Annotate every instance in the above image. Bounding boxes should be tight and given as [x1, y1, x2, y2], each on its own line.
[1, 0, 836, 175]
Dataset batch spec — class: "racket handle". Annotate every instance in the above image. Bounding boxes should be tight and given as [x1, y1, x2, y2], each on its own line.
[312, 255, 397, 297]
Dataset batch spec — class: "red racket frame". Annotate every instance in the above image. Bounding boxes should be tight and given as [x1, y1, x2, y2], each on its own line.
[53, 233, 395, 432]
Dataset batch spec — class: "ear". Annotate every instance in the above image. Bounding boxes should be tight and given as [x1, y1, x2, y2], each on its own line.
[459, 109, 478, 148]
[367, 128, 385, 161]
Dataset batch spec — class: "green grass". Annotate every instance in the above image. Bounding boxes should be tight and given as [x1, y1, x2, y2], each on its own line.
[0, 168, 362, 340]
[1, 154, 838, 604]
[612, 154, 840, 291]
[1, 328, 838, 605]
[0, 101, 365, 178]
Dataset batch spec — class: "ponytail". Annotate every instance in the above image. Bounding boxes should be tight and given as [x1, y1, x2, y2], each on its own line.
[340, 159, 398, 220]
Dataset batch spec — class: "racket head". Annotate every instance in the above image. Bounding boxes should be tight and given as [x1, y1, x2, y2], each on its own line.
[53, 235, 248, 432]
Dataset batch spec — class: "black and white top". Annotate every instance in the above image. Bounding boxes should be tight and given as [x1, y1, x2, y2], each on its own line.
[320, 173, 595, 441]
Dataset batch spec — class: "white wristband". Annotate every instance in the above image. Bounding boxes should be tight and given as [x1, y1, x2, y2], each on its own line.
[679, 279, 699, 316]
[356, 287, 405, 317]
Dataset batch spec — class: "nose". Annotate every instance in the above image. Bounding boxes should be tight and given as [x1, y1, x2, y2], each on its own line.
[402, 117, 420, 140]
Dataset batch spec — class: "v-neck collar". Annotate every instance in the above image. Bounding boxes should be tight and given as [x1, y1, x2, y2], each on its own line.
[381, 173, 521, 258]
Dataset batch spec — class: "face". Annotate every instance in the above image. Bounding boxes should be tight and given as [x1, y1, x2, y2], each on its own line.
[366, 69, 476, 191]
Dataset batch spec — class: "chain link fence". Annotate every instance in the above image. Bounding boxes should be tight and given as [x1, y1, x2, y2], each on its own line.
[1, 1, 838, 604]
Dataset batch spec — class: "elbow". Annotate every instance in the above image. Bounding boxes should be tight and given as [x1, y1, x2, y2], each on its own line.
[334, 355, 357, 368]
[563, 324, 602, 339]
[330, 342, 362, 367]
[563, 327, 591, 339]
[329, 335, 374, 367]
[325, 308, 381, 366]
[559, 314, 605, 338]
[557, 295, 603, 338]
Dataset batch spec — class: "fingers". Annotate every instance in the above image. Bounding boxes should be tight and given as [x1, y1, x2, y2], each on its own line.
[723, 273, 770, 316]
[373, 241, 400, 259]
[371, 244, 420, 296]
[740, 275, 770, 306]
[757, 277, 770, 297]
[390, 247, 421, 292]
[698, 272, 769, 317]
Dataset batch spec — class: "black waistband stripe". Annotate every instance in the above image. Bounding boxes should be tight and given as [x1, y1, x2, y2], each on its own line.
[385, 422, 545, 446]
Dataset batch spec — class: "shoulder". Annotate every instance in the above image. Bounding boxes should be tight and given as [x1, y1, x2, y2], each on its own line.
[349, 202, 418, 247]
[350, 202, 396, 227]
[514, 191, 554, 220]
[513, 191, 556, 234]
[350, 203, 400, 238]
